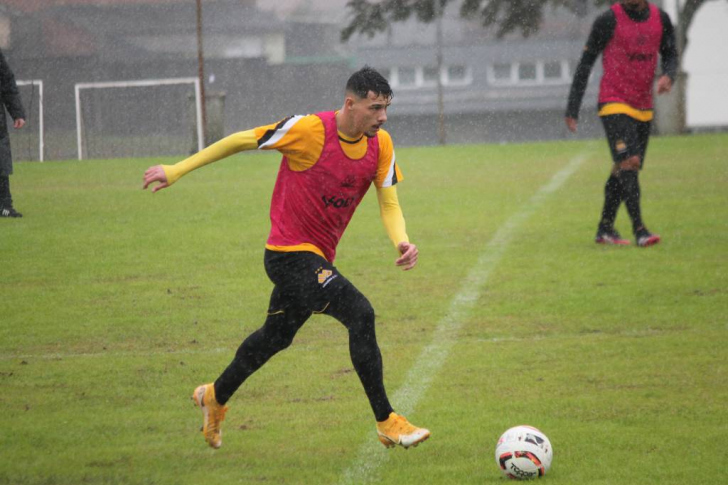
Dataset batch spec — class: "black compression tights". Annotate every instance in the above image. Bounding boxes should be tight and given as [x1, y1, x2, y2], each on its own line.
[214, 283, 393, 421]
[0, 175, 11, 207]
[599, 170, 643, 234]
[599, 174, 622, 230]
[619, 170, 643, 233]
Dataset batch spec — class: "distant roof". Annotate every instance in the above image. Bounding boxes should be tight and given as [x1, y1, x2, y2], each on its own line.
[257, 0, 349, 23]
[9, 0, 282, 60]
[3, 0, 245, 14]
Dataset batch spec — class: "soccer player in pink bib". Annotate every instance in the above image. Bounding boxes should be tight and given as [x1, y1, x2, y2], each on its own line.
[143, 67, 430, 450]
[565, 0, 678, 247]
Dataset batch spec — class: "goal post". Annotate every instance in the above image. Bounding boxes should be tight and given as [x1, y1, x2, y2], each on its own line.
[75, 77, 204, 161]
[15, 80, 44, 162]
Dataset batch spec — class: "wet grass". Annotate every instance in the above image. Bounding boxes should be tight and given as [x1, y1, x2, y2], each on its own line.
[1, 133, 726, 484]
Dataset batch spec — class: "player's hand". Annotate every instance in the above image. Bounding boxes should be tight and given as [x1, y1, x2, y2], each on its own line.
[396, 242, 418, 271]
[14, 118, 25, 129]
[565, 117, 578, 133]
[143, 165, 169, 193]
[657, 75, 673, 95]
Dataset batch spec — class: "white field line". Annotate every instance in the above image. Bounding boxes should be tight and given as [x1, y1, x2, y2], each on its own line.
[339, 151, 591, 485]
[0, 346, 231, 362]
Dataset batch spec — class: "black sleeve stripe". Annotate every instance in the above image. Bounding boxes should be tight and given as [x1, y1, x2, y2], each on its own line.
[257, 116, 294, 148]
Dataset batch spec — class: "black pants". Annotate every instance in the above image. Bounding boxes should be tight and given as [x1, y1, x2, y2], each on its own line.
[0, 175, 12, 208]
[599, 114, 651, 233]
[214, 250, 393, 421]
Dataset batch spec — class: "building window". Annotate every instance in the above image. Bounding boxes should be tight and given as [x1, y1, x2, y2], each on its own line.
[388, 64, 472, 89]
[491, 63, 513, 83]
[377, 67, 393, 83]
[517, 62, 538, 82]
[422, 66, 440, 86]
[543, 61, 563, 80]
[543, 60, 571, 83]
[445, 65, 471, 85]
[489, 60, 571, 86]
[397, 67, 417, 88]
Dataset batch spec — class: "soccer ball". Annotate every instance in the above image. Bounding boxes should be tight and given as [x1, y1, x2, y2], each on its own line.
[495, 425, 553, 480]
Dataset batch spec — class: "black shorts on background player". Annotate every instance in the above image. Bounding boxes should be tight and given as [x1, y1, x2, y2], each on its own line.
[601, 114, 651, 167]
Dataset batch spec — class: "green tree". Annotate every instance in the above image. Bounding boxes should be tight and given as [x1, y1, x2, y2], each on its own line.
[342, 0, 722, 60]
[342, 0, 723, 135]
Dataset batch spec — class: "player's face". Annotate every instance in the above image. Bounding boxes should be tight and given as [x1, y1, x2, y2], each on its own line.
[622, 0, 647, 12]
[352, 91, 391, 138]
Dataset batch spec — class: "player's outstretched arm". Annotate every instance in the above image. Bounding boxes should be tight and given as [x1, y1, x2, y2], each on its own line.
[143, 165, 169, 193]
[396, 241, 418, 271]
[142, 130, 259, 193]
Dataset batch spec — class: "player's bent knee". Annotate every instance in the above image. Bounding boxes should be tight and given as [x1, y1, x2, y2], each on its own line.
[258, 315, 303, 352]
[358, 300, 376, 326]
[619, 156, 641, 171]
[270, 333, 296, 351]
[361, 297, 375, 318]
[338, 284, 375, 320]
[347, 300, 376, 336]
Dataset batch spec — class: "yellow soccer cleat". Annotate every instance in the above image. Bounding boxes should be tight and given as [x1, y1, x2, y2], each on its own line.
[192, 383, 228, 449]
[376, 412, 430, 449]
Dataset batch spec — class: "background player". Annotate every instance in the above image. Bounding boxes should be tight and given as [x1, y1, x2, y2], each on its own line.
[565, 0, 677, 247]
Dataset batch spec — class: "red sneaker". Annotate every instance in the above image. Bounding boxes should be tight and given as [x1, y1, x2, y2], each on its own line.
[636, 229, 661, 247]
[595, 229, 630, 245]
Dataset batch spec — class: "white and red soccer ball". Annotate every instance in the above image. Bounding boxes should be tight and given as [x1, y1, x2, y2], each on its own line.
[495, 425, 553, 480]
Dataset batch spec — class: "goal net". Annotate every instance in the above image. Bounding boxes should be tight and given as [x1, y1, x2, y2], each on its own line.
[75, 78, 204, 160]
[9, 80, 44, 162]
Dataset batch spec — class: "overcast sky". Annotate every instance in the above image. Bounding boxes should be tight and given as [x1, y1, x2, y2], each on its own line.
[665, 0, 728, 126]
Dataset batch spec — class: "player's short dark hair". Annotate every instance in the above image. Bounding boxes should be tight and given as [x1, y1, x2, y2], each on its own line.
[346, 66, 393, 101]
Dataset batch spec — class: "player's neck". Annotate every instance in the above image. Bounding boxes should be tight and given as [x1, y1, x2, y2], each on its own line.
[335, 109, 364, 140]
[622, 1, 648, 13]
[622, 2, 650, 22]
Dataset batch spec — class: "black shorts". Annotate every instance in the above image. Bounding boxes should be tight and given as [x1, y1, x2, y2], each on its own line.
[600, 114, 651, 167]
[263, 249, 353, 315]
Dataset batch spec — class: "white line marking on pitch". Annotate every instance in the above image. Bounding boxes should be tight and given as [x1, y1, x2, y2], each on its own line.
[339, 151, 591, 485]
[0, 347, 231, 362]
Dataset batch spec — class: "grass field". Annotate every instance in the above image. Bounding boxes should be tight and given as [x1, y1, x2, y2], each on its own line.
[1, 133, 726, 484]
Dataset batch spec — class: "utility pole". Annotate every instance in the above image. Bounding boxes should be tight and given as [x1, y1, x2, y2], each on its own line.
[436, 1, 446, 145]
[196, 0, 208, 145]
[675, 0, 686, 133]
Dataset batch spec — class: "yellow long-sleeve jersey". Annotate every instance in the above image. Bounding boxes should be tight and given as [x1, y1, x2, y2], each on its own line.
[162, 113, 409, 254]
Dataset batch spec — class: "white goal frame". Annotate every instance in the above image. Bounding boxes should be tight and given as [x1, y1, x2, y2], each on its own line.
[74, 77, 204, 160]
[16, 80, 44, 162]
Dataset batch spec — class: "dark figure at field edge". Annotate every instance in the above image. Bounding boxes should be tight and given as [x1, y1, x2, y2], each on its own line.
[565, 0, 678, 247]
[143, 67, 430, 450]
[0, 48, 26, 218]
